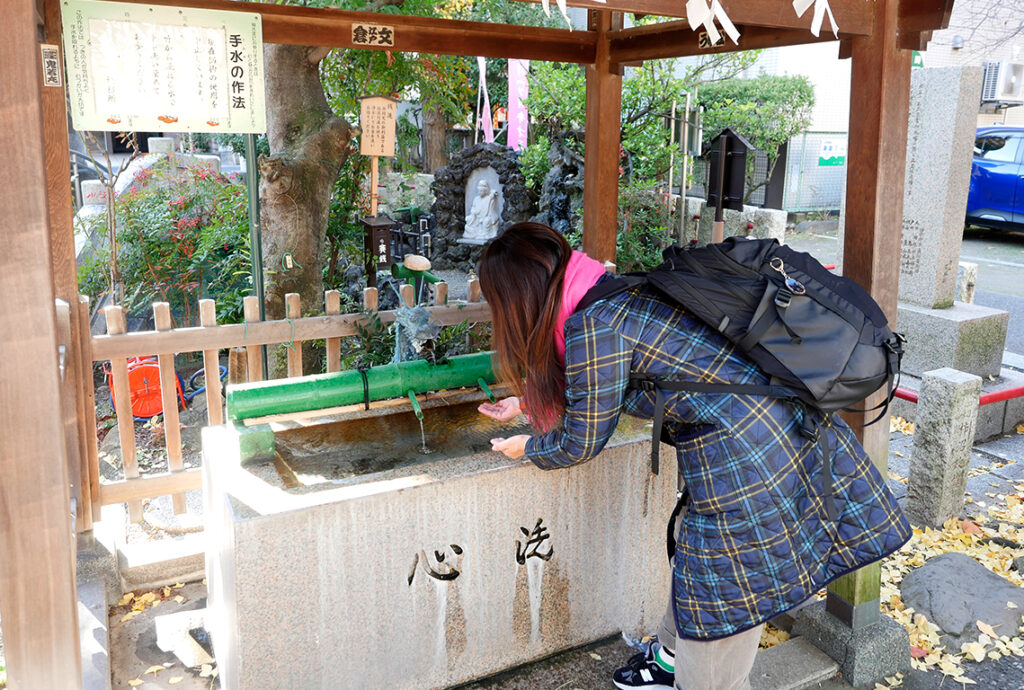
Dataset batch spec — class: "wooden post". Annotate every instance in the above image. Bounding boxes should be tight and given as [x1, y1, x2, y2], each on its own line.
[400, 283, 415, 308]
[828, 0, 912, 630]
[42, 0, 92, 533]
[54, 299, 89, 529]
[370, 155, 379, 217]
[285, 293, 303, 377]
[325, 290, 342, 373]
[243, 295, 264, 382]
[104, 306, 144, 522]
[468, 278, 482, 303]
[0, 0, 82, 682]
[153, 302, 186, 514]
[228, 347, 249, 385]
[434, 282, 448, 306]
[363, 287, 379, 311]
[199, 299, 224, 426]
[582, 10, 623, 264]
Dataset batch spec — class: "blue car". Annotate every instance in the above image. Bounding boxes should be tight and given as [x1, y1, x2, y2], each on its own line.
[966, 126, 1024, 231]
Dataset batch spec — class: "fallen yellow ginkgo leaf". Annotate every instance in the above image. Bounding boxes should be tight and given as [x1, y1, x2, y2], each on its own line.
[144, 664, 166, 675]
[977, 621, 999, 638]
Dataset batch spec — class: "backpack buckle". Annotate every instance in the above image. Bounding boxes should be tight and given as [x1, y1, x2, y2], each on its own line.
[636, 379, 656, 393]
[774, 287, 793, 309]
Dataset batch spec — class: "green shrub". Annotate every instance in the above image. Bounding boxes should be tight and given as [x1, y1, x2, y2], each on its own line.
[78, 161, 252, 325]
[616, 184, 674, 273]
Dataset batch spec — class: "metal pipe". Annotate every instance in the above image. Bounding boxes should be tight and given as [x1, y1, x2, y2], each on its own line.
[245, 133, 268, 379]
[225, 351, 496, 421]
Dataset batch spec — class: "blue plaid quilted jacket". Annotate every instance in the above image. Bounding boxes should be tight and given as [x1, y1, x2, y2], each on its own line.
[525, 284, 912, 641]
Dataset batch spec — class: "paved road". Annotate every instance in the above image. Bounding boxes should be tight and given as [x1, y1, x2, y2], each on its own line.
[787, 226, 1024, 355]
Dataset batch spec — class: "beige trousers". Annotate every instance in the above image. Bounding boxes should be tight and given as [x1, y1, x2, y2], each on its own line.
[657, 605, 762, 690]
[658, 515, 762, 690]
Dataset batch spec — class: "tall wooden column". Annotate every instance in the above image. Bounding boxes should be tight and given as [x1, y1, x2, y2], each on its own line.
[582, 10, 622, 264]
[0, 0, 83, 687]
[43, 0, 96, 531]
[829, 0, 912, 629]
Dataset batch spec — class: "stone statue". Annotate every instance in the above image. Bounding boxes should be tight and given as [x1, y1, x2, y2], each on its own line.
[463, 179, 500, 242]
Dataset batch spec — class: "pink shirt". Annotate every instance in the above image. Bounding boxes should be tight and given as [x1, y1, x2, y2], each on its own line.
[554, 250, 608, 363]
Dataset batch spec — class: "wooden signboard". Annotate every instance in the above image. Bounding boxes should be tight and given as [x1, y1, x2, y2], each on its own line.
[359, 95, 398, 216]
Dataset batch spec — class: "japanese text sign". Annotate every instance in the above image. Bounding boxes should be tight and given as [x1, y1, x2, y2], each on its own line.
[61, 0, 266, 133]
[359, 96, 398, 157]
[352, 23, 395, 47]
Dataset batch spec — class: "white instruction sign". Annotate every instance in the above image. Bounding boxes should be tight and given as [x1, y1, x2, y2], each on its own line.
[61, 0, 265, 133]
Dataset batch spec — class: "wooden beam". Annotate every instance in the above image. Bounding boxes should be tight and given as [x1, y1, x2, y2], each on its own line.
[509, 0, 872, 34]
[91, 301, 493, 361]
[828, 0, 911, 629]
[99, 469, 203, 506]
[0, 0, 82, 686]
[107, 0, 596, 63]
[608, 21, 855, 64]
[582, 10, 623, 264]
[898, 0, 955, 34]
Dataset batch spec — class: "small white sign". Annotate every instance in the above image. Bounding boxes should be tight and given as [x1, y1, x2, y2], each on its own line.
[359, 96, 398, 157]
[40, 44, 63, 87]
[61, 0, 266, 133]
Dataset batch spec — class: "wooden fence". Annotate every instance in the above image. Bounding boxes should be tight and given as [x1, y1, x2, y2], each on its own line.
[75, 280, 489, 531]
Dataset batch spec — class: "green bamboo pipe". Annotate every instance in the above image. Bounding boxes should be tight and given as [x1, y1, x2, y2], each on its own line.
[225, 352, 496, 421]
[407, 390, 423, 420]
[391, 262, 441, 284]
[477, 378, 496, 404]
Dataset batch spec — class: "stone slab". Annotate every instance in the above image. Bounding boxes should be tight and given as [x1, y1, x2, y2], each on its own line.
[155, 607, 214, 668]
[792, 602, 910, 687]
[173, 153, 221, 173]
[203, 418, 676, 690]
[749, 637, 840, 690]
[117, 532, 205, 592]
[896, 301, 1009, 378]
[79, 578, 110, 690]
[900, 552, 1024, 645]
[691, 198, 786, 246]
[898, 67, 983, 310]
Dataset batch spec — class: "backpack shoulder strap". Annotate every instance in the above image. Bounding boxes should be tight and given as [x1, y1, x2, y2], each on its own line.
[574, 274, 645, 314]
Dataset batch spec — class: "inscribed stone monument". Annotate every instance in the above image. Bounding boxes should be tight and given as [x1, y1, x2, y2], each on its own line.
[899, 67, 982, 309]
[842, 65, 1009, 378]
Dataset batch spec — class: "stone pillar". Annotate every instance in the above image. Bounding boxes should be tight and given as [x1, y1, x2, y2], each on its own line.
[906, 368, 981, 527]
[147, 136, 175, 155]
[892, 67, 1008, 378]
[956, 262, 977, 304]
[899, 68, 980, 310]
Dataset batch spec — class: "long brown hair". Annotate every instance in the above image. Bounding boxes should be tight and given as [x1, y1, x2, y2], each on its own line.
[479, 222, 571, 432]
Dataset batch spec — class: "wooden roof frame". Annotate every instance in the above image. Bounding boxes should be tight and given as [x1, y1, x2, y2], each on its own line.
[2, 0, 954, 686]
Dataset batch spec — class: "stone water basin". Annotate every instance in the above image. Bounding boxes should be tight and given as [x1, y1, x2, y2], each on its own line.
[202, 388, 677, 690]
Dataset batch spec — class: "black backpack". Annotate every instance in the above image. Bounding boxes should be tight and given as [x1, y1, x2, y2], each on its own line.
[578, 237, 905, 519]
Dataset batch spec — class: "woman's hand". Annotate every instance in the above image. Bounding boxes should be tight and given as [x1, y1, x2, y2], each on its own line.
[490, 435, 530, 459]
[478, 396, 522, 422]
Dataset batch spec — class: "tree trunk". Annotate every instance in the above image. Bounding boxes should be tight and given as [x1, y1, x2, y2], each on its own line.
[259, 44, 354, 376]
[421, 100, 448, 173]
